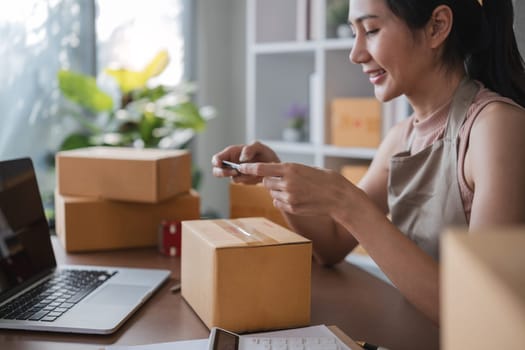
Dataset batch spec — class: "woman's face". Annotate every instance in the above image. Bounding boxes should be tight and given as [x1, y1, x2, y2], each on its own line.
[348, 0, 433, 102]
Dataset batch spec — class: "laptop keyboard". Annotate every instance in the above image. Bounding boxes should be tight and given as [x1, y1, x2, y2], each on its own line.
[244, 337, 340, 350]
[0, 269, 117, 322]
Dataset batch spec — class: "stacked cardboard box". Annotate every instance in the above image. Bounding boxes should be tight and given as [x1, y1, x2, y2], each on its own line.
[55, 147, 200, 252]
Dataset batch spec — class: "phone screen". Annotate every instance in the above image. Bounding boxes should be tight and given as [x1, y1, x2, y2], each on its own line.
[212, 328, 239, 350]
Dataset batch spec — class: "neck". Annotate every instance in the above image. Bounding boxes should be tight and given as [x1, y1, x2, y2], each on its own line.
[406, 69, 466, 121]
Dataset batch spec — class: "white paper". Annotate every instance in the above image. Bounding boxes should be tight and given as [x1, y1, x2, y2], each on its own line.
[104, 325, 350, 350]
[105, 338, 208, 350]
[244, 325, 352, 350]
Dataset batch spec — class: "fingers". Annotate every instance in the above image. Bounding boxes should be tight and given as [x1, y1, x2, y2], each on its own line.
[239, 162, 285, 177]
[240, 141, 281, 163]
[211, 145, 242, 167]
[212, 166, 239, 178]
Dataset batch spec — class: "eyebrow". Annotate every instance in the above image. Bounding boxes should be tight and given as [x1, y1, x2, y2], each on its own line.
[348, 14, 380, 26]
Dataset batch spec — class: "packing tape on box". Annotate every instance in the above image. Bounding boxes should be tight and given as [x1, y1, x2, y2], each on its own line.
[216, 219, 279, 245]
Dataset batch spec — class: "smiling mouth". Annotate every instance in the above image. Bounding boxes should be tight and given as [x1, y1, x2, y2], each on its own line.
[369, 69, 386, 77]
[367, 69, 387, 84]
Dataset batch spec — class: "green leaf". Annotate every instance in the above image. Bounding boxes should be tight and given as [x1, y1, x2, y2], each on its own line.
[170, 102, 207, 131]
[58, 70, 114, 113]
[59, 133, 93, 151]
[192, 164, 202, 190]
[131, 86, 169, 102]
[139, 113, 164, 146]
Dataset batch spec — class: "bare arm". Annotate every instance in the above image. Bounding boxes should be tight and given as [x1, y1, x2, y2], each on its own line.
[466, 102, 525, 228]
[239, 121, 443, 324]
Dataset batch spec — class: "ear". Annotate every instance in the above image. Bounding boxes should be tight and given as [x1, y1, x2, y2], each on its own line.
[425, 5, 453, 49]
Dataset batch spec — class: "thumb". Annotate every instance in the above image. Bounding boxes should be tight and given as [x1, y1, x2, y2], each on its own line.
[239, 146, 256, 162]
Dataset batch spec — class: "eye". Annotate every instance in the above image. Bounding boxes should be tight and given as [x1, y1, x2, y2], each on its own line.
[365, 29, 379, 36]
[348, 25, 356, 38]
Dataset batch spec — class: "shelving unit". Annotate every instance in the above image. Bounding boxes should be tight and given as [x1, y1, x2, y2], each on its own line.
[246, 0, 410, 170]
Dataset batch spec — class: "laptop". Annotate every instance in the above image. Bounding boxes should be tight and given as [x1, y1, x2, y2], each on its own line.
[0, 157, 170, 334]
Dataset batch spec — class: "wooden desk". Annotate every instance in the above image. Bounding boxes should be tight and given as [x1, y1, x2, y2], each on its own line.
[0, 237, 439, 350]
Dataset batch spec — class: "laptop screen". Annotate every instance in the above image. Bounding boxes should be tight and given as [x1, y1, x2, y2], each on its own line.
[0, 158, 56, 300]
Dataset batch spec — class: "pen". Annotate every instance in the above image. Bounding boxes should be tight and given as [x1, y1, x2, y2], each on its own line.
[356, 341, 391, 350]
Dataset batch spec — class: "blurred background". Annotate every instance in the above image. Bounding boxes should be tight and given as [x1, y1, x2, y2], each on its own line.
[0, 0, 523, 220]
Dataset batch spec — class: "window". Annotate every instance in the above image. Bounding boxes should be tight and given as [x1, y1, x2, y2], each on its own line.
[0, 0, 190, 197]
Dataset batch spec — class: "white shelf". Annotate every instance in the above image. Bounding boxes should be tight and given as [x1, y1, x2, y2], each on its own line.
[261, 140, 317, 154]
[322, 145, 376, 159]
[246, 0, 408, 172]
[252, 38, 355, 54]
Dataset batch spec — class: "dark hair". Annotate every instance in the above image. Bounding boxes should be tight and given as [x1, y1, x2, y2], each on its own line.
[385, 0, 525, 108]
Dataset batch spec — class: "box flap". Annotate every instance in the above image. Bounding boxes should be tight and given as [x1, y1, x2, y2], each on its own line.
[58, 146, 188, 161]
[183, 217, 310, 248]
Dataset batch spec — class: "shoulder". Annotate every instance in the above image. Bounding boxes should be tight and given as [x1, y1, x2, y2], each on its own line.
[463, 83, 525, 141]
[468, 82, 524, 121]
[468, 95, 525, 171]
[470, 88, 525, 136]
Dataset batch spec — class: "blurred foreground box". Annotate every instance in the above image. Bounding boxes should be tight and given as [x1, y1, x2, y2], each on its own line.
[181, 217, 311, 333]
[56, 146, 191, 203]
[55, 190, 200, 252]
[442, 227, 525, 349]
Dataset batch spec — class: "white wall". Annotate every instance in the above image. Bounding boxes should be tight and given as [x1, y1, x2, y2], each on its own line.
[194, 0, 246, 218]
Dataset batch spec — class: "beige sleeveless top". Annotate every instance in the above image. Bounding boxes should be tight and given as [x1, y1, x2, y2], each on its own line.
[387, 79, 479, 261]
[394, 81, 522, 224]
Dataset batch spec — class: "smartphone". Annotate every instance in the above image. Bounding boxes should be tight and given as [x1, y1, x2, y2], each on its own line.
[208, 327, 240, 350]
[222, 160, 241, 171]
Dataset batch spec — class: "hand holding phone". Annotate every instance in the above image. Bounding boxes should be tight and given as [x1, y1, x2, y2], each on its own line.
[222, 160, 241, 171]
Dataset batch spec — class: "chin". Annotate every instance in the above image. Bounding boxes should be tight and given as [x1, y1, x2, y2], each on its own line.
[374, 84, 400, 103]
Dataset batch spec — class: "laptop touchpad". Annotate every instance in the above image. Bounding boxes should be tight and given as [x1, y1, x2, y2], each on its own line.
[86, 284, 149, 305]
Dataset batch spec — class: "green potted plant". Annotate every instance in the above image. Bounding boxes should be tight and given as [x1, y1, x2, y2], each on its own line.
[55, 50, 215, 188]
[57, 50, 213, 150]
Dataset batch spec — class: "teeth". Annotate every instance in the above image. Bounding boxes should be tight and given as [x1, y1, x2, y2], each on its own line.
[370, 70, 385, 77]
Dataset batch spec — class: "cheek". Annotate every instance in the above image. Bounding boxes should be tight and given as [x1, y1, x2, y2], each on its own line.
[375, 37, 414, 71]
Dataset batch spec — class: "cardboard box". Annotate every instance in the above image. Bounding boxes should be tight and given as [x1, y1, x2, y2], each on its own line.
[181, 217, 312, 332]
[56, 147, 191, 203]
[330, 98, 382, 148]
[230, 183, 290, 229]
[341, 165, 369, 184]
[55, 190, 200, 252]
[441, 227, 525, 349]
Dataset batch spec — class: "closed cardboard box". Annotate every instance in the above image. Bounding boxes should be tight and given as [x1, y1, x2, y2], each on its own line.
[55, 190, 200, 252]
[56, 147, 191, 203]
[330, 98, 381, 148]
[442, 228, 525, 349]
[230, 183, 290, 229]
[341, 165, 369, 184]
[181, 217, 312, 333]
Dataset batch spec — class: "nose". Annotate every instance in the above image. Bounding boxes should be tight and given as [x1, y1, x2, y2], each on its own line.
[349, 34, 369, 64]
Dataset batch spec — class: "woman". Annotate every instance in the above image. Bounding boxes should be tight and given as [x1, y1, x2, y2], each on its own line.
[211, 0, 525, 325]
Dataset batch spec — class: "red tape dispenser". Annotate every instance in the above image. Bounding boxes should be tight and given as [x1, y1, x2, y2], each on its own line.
[158, 220, 182, 257]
